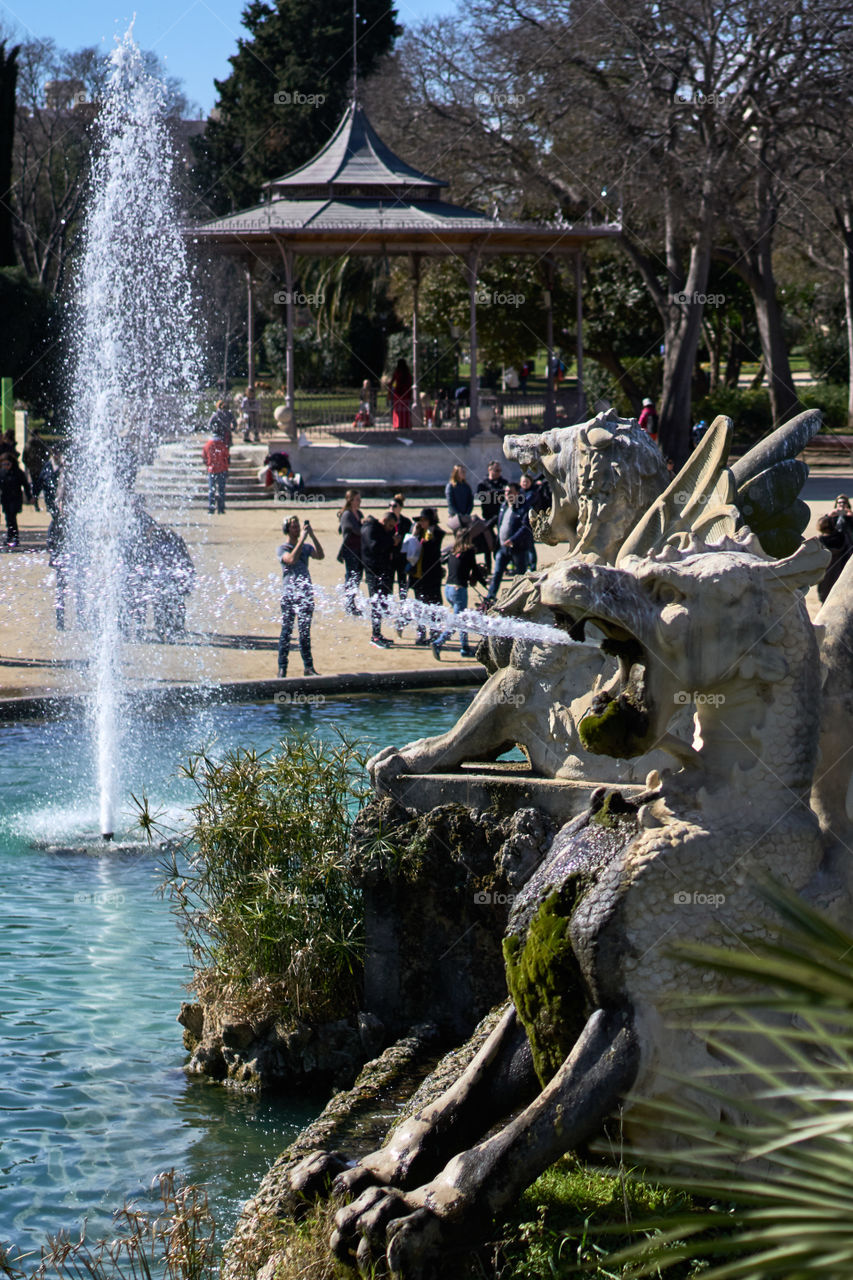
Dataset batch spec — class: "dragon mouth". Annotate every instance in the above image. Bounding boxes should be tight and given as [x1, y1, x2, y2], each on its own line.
[542, 569, 660, 759]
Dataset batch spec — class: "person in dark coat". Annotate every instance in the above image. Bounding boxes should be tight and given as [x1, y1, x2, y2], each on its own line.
[485, 482, 534, 601]
[475, 459, 504, 572]
[445, 464, 474, 530]
[410, 507, 445, 644]
[817, 514, 852, 603]
[0, 451, 31, 548]
[388, 495, 413, 617]
[337, 489, 364, 614]
[22, 431, 50, 512]
[432, 528, 487, 659]
[361, 509, 398, 647]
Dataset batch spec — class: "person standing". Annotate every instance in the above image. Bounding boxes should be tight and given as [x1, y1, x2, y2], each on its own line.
[202, 431, 230, 514]
[40, 449, 62, 517]
[389, 358, 413, 431]
[484, 482, 534, 601]
[475, 459, 505, 572]
[361, 508, 398, 648]
[46, 502, 73, 629]
[337, 489, 364, 614]
[410, 507, 445, 644]
[0, 450, 31, 548]
[432, 529, 486, 660]
[445, 464, 474, 531]
[389, 494, 413, 609]
[22, 431, 49, 513]
[240, 386, 261, 442]
[638, 397, 658, 439]
[278, 515, 323, 677]
[207, 398, 236, 447]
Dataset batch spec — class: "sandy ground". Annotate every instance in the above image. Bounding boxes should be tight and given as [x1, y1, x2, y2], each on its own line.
[0, 470, 849, 701]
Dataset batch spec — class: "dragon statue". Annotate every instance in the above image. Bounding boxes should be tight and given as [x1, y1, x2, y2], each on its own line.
[280, 407, 851, 1278]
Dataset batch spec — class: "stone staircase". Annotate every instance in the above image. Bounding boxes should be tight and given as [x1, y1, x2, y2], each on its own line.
[134, 439, 275, 507]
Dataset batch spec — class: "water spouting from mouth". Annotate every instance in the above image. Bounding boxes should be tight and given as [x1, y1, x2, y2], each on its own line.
[67, 31, 200, 838]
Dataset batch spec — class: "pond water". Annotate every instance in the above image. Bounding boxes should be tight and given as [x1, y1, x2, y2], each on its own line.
[0, 689, 473, 1258]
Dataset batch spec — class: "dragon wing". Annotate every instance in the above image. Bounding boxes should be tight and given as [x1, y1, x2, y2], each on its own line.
[616, 416, 738, 564]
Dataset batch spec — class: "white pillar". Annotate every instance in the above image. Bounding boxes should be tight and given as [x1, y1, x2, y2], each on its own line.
[245, 265, 255, 387]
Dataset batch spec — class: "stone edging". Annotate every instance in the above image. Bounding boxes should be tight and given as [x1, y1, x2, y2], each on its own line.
[0, 667, 486, 722]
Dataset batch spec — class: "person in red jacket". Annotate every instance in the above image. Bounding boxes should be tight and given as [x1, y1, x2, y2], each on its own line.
[202, 432, 230, 514]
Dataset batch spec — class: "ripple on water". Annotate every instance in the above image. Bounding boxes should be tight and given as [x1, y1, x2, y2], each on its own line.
[0, 691, 474, 1255]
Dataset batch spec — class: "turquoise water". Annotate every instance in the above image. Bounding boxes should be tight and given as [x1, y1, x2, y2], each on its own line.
[0, 690, 472, 1258]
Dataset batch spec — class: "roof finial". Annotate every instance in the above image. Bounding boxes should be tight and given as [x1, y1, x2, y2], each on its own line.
[352, 0, 358, 103]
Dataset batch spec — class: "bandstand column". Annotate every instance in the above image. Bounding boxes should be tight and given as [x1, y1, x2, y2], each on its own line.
[245, 264, 255, 388]
[543, 257, 556, 431]
[410, 253, 421, 425]
[275, 239, 298, 441]
[466, 248, 480, 436]
[575, 250, 585, 414]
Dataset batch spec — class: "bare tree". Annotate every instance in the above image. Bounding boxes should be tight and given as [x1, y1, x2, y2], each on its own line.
[366, 0, 853, 458]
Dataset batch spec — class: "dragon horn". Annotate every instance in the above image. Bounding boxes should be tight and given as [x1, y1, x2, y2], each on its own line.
[616, 416, 736, 565]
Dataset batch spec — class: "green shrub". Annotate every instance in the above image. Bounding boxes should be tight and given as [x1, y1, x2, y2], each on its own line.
[798, 382, 851, 431]
[692, 386, 773, 447]
[152, 733, 368, 1023]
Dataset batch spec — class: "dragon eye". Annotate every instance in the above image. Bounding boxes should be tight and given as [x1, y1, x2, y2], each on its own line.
[649, 580, 682, 605]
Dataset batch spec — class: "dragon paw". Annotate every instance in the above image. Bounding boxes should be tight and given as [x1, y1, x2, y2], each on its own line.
[331, 1184, 412, 1268]
[367, 745, 411, 790]
[285, 1149, 349, 1215]
[331, 1182, 469, 1278]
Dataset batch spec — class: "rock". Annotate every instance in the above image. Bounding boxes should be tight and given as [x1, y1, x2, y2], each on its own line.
[177, 1001, 204, 1040]
[221, 1020, 255, 1050]
[358, 1011, 385, 1056]
[496, 808, 557, 888]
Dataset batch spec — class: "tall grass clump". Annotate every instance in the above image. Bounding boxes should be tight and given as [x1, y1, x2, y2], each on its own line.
[0, 1172, 215, 1280]
[152, 732, 368, 1023]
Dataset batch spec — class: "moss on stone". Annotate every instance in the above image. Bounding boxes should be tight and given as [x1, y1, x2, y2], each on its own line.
[578, 695, 649, 758]
[590, 789, 636, 830]
[503, 890, 587, 1087]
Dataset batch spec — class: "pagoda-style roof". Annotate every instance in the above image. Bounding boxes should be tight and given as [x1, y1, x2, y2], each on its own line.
[262, 101, 446, 201]
[191, 100, 621, 258]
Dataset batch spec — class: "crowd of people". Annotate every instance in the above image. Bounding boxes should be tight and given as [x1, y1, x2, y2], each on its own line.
[276, 459, 550, 672]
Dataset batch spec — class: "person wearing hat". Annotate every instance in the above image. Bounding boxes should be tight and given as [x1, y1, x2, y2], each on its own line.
[638, 397, 658, 439]
[277, 514, 323, 677]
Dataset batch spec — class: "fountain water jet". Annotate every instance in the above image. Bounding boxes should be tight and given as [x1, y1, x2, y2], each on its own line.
[67, 31, 201, 838]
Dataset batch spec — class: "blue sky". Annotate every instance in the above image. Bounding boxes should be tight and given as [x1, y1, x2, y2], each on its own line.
[5, 0, 456, 114]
